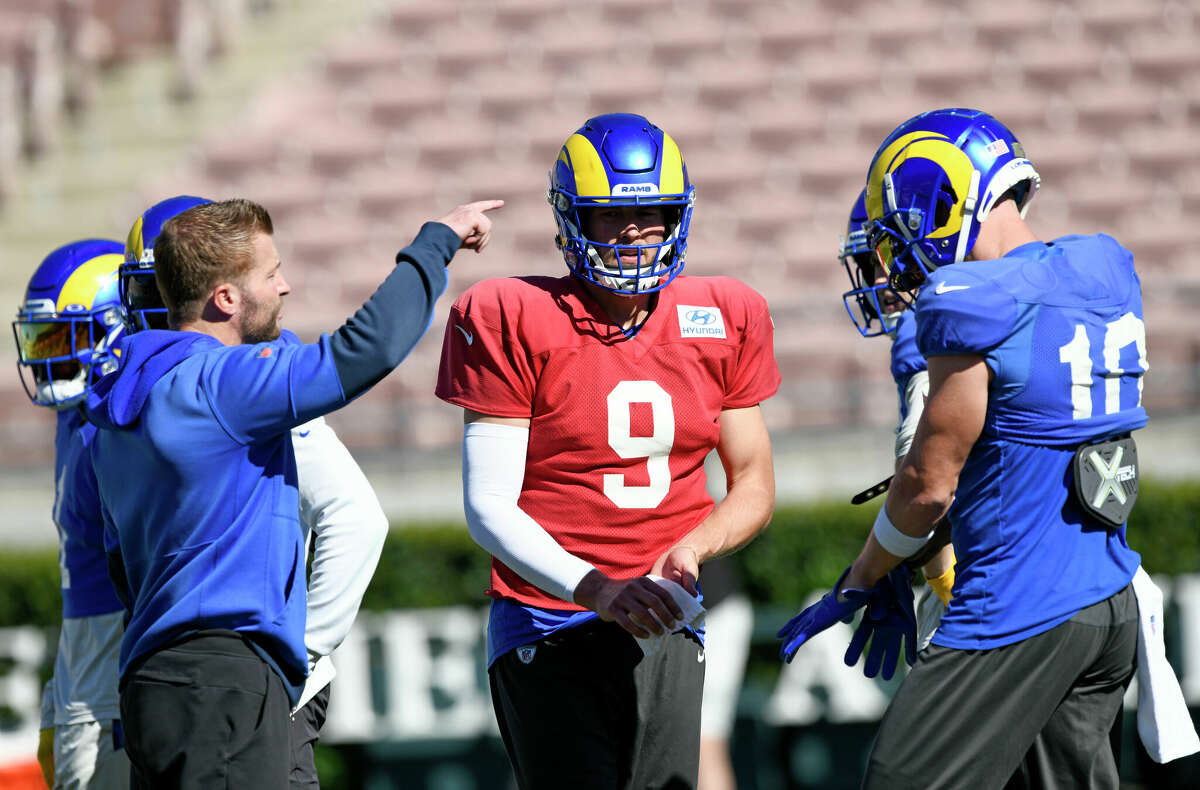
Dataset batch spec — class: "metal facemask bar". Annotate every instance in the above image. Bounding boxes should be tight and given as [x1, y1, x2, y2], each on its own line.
[876, 173, 942, 295]
[12, 308, 122, 407]
[840, 232, 896, 337]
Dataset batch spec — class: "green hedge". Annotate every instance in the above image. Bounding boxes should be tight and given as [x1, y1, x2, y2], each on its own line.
[2, 478, 1197, 626]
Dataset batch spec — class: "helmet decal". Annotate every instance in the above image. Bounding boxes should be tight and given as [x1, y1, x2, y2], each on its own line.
[58, 253, 123, 312]
[864, 108, 1040, 292]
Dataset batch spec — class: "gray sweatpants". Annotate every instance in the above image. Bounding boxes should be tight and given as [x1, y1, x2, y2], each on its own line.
[865, 584, 1138, 790]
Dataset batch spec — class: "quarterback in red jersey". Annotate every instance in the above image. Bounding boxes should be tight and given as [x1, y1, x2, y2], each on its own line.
[436, 112, 778, 790]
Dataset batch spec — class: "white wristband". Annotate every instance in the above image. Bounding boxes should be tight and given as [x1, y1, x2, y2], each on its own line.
[872, 504, 934, 558]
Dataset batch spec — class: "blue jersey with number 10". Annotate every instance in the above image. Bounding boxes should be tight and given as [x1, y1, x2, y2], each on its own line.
[916, 234, 1145, 649]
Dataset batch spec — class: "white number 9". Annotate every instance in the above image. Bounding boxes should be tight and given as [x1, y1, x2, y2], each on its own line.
[604, 381, 675, 508]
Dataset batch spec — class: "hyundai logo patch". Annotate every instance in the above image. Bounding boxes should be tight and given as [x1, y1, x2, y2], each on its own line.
[676, 305, 726, 339]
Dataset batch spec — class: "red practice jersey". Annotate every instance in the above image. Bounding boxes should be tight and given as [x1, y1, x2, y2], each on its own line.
[436, 274, 780, 609]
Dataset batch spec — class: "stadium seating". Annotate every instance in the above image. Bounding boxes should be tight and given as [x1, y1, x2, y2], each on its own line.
[1, 0, 1198, 464]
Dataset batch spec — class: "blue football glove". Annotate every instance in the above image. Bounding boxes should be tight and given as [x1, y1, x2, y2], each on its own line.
[844, 566, 918, 680]
[778, 567, 873, 663]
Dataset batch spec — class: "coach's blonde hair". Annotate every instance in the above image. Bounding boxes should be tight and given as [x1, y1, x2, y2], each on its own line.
[153, 199, 274, 325]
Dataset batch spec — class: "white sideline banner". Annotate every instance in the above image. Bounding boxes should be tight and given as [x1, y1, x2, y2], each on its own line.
[1, 573, 1199, 752]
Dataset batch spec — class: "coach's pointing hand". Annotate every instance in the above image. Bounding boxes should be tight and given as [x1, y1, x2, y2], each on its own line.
[435, 200, 504, 253]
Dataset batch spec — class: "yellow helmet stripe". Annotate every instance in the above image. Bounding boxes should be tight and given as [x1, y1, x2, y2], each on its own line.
[866, 130, 975, 240]
[126, 216, 146, 264]
[897, 138, 975, 240]
[57, 253, 122, 311]
[562, 133, 610, 199]
[660, 132, 685, 194]
[866, 131, 947, 220]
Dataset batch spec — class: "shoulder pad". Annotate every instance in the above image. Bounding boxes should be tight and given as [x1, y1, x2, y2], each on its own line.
[916, 265, 1017, 356]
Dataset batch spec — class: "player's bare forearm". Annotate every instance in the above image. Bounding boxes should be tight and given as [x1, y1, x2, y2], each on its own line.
[846, 356, 986, 591]
[680, 473, 774, 562]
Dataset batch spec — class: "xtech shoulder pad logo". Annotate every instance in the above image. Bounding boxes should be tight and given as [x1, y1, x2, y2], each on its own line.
[676, 305, 726, 339]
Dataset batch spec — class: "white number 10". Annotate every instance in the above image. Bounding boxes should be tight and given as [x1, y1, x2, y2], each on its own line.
[605, 381, 675, 508]
[1058, 312, 1147, 420]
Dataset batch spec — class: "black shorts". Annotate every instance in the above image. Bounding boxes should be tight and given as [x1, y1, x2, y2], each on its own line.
[489, 619, 706, 790]
[865, 584, 1138, 790]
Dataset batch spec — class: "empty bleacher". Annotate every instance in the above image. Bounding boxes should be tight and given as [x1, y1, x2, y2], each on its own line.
[1, 0, 1198, 469]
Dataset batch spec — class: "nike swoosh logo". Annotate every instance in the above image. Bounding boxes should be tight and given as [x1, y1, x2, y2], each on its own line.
[934, 282, 970, 294]
[298, 430, 310, 438]
[454, 324, 474, 345]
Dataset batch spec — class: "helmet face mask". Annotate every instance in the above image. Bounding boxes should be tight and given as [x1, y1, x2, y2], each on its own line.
[548, 113, 695, 295]
[864, 108, 1040, 294]
[13, 240, 126, 409]
[121, 195, 213, 331]
[840, 189, 903, 337]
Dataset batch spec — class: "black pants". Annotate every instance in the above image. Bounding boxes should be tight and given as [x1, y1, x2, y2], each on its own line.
[865, 584, 1138, 790]
[120, 631, 292, 790]
[489, 619, 706, 790]
[289, 684, 331, 790]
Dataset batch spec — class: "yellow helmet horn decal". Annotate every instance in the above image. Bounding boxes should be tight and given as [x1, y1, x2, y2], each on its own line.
[866, 131, 975, 240]
[561, 134, 610, 200]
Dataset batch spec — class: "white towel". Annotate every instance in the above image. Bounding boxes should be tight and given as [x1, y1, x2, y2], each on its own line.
[1130, 566, 1200, 763]
[291, 653, 337, 715]
[633, 576, 707, 658]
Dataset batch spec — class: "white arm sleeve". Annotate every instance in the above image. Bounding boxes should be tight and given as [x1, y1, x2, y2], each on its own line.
[293, 416, 388, 660]
[894, 369, 930, 460]
[463, 422, 596, 603]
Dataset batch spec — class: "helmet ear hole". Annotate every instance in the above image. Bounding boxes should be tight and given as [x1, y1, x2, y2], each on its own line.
[934, 182, 957, 229]
[996, 186, 1022, 210]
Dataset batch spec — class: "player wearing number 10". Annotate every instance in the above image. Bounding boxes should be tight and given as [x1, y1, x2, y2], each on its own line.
[436, 113, 779, 789]
[780, 108, 1148, 788]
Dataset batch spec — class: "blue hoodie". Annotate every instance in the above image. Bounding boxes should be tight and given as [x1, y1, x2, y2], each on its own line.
[86, 221, 459, 702]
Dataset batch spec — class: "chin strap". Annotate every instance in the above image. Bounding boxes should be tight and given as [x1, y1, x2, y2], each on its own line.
[953, 169, 981, 264]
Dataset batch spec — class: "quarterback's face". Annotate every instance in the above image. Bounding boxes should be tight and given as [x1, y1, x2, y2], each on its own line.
[584, 205, 667, 271]
[238, 232, 290, 344]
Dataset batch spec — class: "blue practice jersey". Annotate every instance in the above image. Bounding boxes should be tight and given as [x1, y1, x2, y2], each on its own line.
[916, 234, 1145, 649]
[54, 409, 124, 618]
[889, 310, 926, 425]
[86, 330, 346, 704]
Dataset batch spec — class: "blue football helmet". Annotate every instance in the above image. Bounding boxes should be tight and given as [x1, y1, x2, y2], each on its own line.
[121, 195, 212, 330]
[13, 239, 126, 409]
[548, 113, 695, 294]
[864, 108, 1040, 293]
[840, 189, 901, 338]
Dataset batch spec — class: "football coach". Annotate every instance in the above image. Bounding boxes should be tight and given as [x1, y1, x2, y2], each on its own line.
[86, 197, 501, 788]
